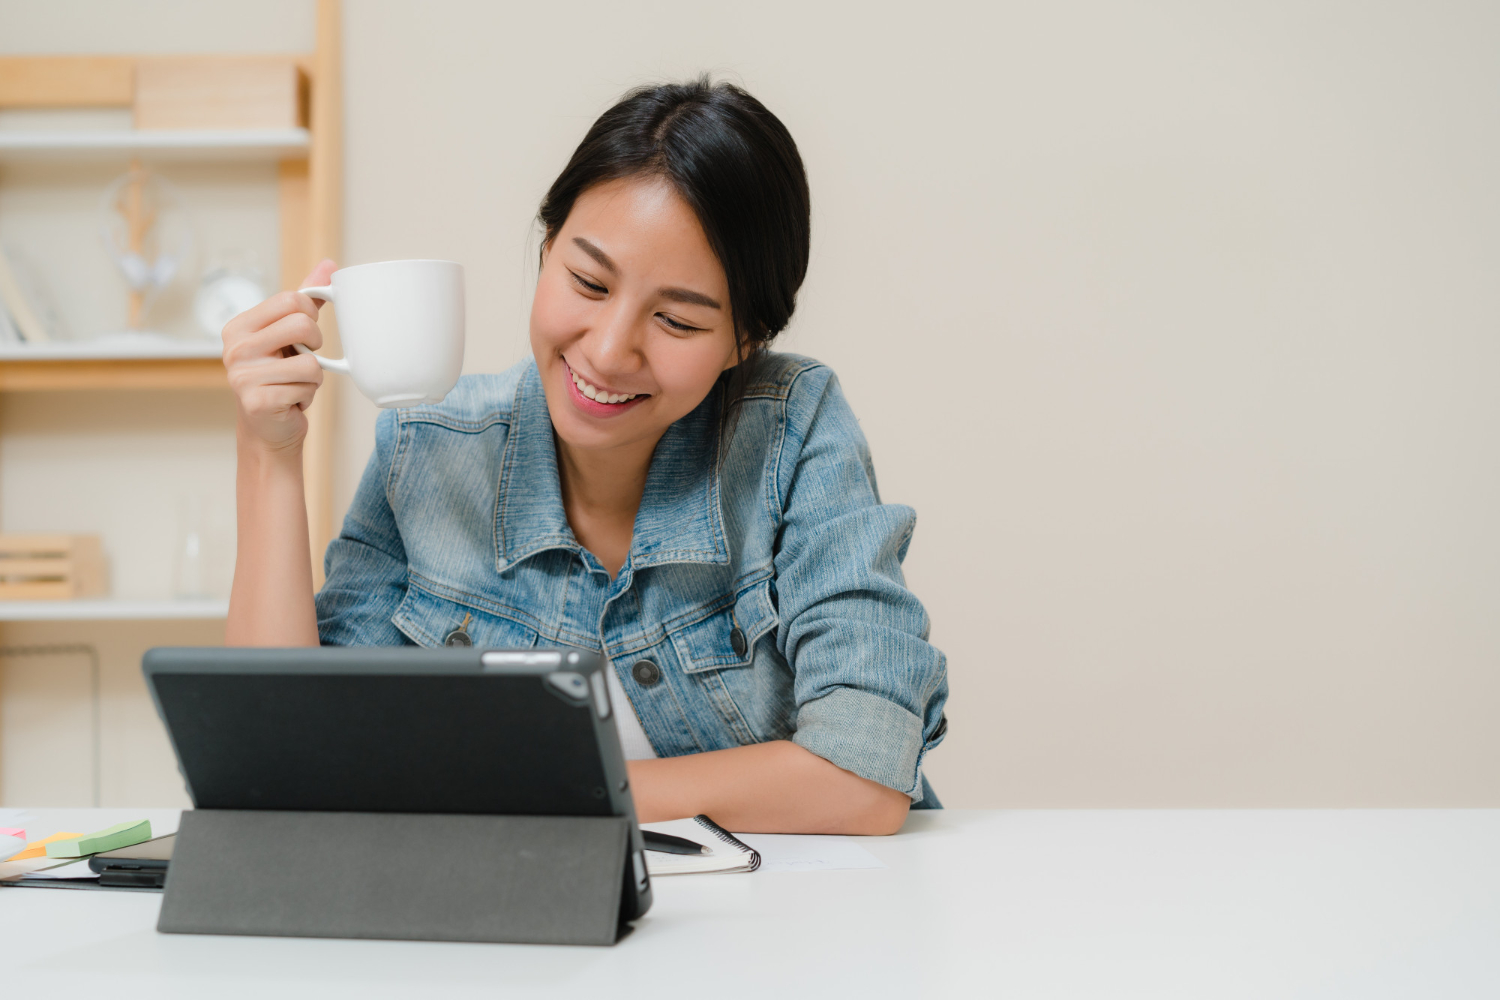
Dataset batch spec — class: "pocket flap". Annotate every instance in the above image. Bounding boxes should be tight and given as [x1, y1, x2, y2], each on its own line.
[393, 584, 540, 649]
[669, 579, 778, 673]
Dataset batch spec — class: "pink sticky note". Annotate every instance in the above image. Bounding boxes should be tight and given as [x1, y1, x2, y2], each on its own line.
[0, 828, 23, 839]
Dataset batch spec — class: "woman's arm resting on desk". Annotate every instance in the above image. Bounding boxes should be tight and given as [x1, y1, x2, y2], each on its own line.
[627, 740, 910, 835]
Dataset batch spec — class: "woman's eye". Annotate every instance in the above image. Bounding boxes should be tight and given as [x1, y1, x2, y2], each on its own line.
[658, 314, 704, 333]
[569, 271, 607, 295]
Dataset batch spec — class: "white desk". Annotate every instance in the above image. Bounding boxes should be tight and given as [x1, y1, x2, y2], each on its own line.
[3, 808, 1497, 998]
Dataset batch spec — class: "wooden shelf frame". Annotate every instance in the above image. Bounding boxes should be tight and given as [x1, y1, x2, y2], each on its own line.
[0, 0, 343, 591]
[0, 127, 311, 161]
[0, 598, 228, 622]
[0, 357, 226, 392]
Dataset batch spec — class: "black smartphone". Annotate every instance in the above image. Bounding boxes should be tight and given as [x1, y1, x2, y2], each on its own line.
[89, 833, 175, 889]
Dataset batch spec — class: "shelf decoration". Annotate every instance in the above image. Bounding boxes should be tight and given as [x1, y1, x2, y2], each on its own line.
[134, 57, 308, 131]
[0, 243, 59, 343]
[100, 160, 192, 328]
[0, 534, 107, 601]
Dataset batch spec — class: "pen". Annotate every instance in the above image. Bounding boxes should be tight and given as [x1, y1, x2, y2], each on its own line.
[642, 831, 709, 855]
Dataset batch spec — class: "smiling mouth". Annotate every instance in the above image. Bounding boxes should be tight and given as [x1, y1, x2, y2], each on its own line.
[565, 361, 647, 405]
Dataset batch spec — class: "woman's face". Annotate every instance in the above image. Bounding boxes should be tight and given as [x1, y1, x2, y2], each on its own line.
[530, 176, 739, 457]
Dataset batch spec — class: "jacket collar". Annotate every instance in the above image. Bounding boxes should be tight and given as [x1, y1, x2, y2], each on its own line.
[494, 361, 728, 573]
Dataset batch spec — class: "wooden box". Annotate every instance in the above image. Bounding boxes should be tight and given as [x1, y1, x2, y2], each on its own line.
[0, 534, 107, 600]
[133, 57, 308, 130]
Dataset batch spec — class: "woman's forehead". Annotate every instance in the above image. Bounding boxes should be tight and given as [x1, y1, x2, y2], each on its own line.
[563, 177, 725, 287]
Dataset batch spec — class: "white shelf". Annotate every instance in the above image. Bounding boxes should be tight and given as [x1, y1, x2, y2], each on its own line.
[0, 599, 228, 621]
[0, 336, 222, 361]
[0, 128, 309, 161]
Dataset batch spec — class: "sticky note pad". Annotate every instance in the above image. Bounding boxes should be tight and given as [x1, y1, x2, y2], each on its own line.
[0, 827, 23, 839]
[10, 832, 83, 861]
[46, 820, 151, 858]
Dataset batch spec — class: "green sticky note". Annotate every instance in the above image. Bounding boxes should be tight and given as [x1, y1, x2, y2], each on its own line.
[45, 819, 151, 858]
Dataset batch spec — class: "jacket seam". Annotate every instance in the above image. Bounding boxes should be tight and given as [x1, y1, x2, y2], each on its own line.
[770, 364, 825, 526]
[386, 412, 410, 502]
[493, 374, 526, 570]
[708, 668, 759, 744]
[406, 572, 555, 638]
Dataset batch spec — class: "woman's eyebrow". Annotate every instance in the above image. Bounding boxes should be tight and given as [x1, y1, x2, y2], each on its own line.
[572, 236, 720, 309]
[659, 287, 722, 310]
[571, 237, 617, 273]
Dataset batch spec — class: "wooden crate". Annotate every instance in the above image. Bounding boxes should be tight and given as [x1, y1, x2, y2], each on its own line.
[0, 534, 106, 600]
[134, 57, 308, 130]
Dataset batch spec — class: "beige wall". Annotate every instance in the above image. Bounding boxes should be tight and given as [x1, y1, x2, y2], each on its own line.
[5, 1, 1498, 808]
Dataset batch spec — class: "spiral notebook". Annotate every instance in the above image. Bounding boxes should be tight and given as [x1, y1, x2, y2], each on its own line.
[643, 815, 761, 875]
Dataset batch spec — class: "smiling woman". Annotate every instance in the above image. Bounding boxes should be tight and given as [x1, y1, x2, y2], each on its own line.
[223, 77, 949, 835]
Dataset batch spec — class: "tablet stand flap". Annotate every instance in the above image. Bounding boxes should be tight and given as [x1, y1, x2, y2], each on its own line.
[158, 809, 632, 946]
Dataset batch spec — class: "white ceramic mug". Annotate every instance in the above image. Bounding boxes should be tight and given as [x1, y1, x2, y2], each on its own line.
[295, 259, 465, 408]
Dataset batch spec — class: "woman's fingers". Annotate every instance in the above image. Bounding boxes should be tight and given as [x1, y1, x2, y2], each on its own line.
[227, 309, 325, 365]
[223, 289, 320, 345]
[250, 380, 321, 415]
[228, 353, 324, 396]
[223, 263, 337, 451]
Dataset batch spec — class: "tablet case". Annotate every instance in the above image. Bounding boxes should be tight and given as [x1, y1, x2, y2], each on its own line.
[144, 646, 650, 946]
[159, 809, 635, 945]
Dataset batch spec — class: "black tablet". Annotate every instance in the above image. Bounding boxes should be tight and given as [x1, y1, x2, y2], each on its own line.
[142, 645, 651, 920]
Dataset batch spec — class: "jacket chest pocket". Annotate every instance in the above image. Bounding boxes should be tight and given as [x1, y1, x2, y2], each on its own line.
[392, 584, 540, 650]
[668, 578, 778, 673]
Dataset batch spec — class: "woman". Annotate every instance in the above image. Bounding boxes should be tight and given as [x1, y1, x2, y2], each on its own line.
[223, 78, 947, 835]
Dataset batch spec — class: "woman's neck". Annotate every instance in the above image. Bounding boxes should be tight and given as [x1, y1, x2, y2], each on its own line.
[554, 432, 658, 578]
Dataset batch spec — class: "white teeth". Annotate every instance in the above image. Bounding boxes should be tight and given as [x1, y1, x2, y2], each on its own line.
[570, 367, 637, 404]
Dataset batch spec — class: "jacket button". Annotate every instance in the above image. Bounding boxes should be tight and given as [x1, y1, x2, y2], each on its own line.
[443, 629, 472, 647]
[631, 660, 661, 686]
[930, 714, 948, 741]
[729, 626, 748, 657]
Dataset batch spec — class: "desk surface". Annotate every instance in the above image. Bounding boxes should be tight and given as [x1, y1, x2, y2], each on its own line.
[2, 808, 1497, 999]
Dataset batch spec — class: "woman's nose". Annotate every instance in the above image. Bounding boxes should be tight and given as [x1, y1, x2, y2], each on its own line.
[585, 302, 645, 375]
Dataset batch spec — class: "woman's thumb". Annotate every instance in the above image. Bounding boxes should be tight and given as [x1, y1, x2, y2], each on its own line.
[299, 258, 337, 291]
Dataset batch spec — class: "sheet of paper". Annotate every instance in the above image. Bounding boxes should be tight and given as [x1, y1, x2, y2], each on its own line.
[733, 833, 886, 873]
[0, 855, 86, 881]
[19, 859, 97, 880]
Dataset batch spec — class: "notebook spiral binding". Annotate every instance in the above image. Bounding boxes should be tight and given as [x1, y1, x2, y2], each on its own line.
[692, 814, 761, 872]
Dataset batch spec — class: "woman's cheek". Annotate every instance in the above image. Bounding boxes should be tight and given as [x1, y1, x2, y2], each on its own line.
[530, 275, 586, 349]
[652, 335, 737, 408]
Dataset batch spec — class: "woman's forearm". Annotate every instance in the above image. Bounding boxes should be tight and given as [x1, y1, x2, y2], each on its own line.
[626, 740, 910, 835]
[225, 434, 320, 647]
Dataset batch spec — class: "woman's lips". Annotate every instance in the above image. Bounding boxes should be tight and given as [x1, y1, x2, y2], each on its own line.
[562, 360, 649, 418]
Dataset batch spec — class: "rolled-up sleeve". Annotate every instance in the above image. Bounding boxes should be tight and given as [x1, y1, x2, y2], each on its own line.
[316, 409, 412, 646]
[774, 368, 949, 799]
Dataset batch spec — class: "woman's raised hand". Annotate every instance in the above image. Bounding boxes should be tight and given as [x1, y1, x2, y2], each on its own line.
[222, 259, 337, 455]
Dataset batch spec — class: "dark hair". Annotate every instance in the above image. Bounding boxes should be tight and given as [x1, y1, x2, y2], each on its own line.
[537, 77, 811, 423]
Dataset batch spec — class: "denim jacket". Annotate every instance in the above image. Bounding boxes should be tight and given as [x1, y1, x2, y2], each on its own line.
[316, 352, 949, 801]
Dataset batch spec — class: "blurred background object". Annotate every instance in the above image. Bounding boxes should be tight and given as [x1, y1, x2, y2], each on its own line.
[0, 0, 339, 807]
[0, 534, 105, 600]
[99, 161, 192, 329]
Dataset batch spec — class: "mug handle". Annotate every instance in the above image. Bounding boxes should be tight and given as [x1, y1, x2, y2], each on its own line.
[293, 285, 352, 375]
